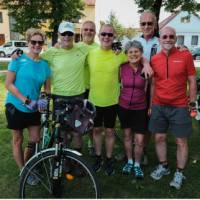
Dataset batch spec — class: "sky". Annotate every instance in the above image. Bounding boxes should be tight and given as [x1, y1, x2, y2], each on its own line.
[95, 0, 200, 30]
[95, 0, 171, 29]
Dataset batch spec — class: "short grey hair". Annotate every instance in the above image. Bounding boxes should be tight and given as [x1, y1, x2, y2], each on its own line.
[124, 40, 143, 54]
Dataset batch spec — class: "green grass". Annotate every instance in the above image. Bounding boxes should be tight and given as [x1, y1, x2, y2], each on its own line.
[0, 75, 200, 198]
[0, 62, 9, 70]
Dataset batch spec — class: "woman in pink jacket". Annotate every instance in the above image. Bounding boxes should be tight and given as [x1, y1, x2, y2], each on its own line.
[118, 40, 148, 179]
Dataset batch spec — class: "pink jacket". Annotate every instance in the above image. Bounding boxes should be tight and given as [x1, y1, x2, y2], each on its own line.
[119, 62, 147, 110]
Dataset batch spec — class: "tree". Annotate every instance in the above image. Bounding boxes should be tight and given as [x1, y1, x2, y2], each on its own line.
[0, 0, 84, 45]
[125, 27, 138, 39]
[106, 12, 125, 41]
[134, 0, 200, 35]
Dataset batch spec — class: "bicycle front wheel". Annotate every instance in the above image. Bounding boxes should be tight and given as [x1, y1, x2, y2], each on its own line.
[19, 148, 100, 198]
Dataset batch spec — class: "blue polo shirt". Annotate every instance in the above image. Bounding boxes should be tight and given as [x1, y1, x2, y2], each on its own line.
[5, 54, 51, 113]
[134, 36, 161, 61]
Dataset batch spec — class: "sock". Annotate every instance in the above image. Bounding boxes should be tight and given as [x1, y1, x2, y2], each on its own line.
[96, 154, 102, 159]
[160, 161, 168, 168]
[134, 161, 140, 167]
[128, 159, 133, 165]
[177, 168, 184, 173]
[106, 157, 112, 162]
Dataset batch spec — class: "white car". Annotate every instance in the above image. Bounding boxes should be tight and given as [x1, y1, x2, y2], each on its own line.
[0, 40, 28, 57]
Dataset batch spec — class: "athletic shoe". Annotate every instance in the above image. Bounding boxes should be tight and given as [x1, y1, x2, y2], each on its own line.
[92, 156, 103, 172]
[170, 171, 186, 190]
[150, 164, 170, 180]
[122, 163, 133, 175]
[104, 159, 115, 176]
[134, 166, 144, 179]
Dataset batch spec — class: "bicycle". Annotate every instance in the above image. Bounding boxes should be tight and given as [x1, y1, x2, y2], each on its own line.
[19, 95, 100, 198]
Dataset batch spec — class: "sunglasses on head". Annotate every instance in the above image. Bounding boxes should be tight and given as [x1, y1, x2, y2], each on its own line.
[140, 21, 153, 26]
[30, 40, 44, 46]
[161, 35, 175, 40]
[83, 28, 95, 32]
[60, 31, 74, 37]
[100, 32, 114, 37]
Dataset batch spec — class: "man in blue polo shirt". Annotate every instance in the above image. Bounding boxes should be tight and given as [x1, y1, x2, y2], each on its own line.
[118, 10, 160, 165]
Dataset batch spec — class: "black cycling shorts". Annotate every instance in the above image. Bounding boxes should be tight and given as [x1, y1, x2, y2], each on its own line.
[118, 105, 148, 134]
[5, 103, 40, 130]
[94, 104, 118, 128]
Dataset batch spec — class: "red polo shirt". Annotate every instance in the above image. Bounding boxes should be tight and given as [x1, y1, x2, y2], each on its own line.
[151, 47, 196, 107]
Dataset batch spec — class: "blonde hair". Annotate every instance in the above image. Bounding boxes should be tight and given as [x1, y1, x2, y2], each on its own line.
[99, 24, 116, 36]
[26, 28, 46, 42]
[82, 21, 95, 28]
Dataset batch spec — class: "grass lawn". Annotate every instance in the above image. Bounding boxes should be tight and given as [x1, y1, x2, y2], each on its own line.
[0, 74, 200, 198]
[0, 62, 9, 70]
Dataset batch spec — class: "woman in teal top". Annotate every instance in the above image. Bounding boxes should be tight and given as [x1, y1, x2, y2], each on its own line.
[5, 28, 51, 183]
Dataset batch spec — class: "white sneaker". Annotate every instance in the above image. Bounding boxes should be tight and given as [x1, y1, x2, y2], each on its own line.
[170, 171, 186, 190]
[150, 164, 170, 180]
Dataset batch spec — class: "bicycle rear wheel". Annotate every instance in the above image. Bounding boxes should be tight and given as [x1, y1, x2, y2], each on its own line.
[19, 148, 100, 198]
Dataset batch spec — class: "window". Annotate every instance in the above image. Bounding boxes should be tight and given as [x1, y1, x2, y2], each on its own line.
[0, 34, 5, 45]
[180, 16, 190, 23]
[177, 35, 184, 45]
[191, 35, 198, 46]
[0, 12, 3, 23]
[3, 42, 12, 47]
[14, 41, 28, 47]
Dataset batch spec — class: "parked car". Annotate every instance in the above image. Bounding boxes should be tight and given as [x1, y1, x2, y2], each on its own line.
[191, 47, 200, 60]
[0, 40, 28, 57]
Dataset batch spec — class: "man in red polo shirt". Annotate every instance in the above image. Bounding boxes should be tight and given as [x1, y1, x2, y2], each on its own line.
[149, 26, 197, 190]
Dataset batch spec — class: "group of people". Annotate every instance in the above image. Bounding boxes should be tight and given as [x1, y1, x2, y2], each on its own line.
[4, 10, 197, 190]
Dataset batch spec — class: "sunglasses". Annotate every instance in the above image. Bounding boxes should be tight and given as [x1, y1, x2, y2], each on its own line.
[83, 28, 95, 32]
[60, 31, 74, 37]
[161, 35, 175, 40]
[140, 21, 153, 26]
[100, 32, 114, 37]
[30, 40, 44, 46]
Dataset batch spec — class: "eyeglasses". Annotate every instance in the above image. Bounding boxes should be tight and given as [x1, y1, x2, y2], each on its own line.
[161, 35, 175, 40]
[30, 40, 44, 46]
[83, 28, 95, 32]
[60, 31, 74, 37]
[100, 32, 114, 37]
[140, 21, 154, 26]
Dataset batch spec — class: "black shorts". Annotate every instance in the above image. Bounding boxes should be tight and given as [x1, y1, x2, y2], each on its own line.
[118, 105, 148, 134]
[5, 103, 40, 130]
[94, 104, 118, 128]
[84, 89, 89, 99]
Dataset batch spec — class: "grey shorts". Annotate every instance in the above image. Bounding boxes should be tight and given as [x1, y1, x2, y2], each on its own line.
[149, 105, 192, 138]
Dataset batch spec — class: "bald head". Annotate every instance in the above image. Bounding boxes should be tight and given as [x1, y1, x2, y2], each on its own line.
[160, 26, 176, 37]
[140, 10, 157, 25]
[140, 10, 157, 40]
[159, 26, 177, 53]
